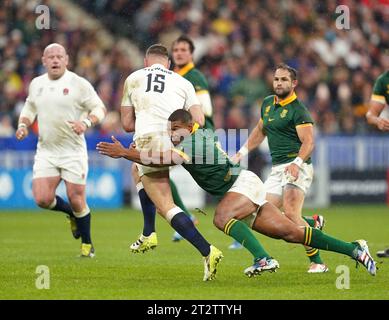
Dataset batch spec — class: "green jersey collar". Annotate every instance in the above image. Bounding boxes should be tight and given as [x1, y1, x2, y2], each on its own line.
[274, 92, 297, 107]
[176, 62, 195, 76]
[191, 122, 200, 134]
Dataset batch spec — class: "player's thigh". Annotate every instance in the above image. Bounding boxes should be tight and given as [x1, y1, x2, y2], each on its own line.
[32, 176, 62, 203]
[64, 180, 86, 211]
[140, 170, 175, 215]
[253, 202, 304, 243]
[131, 162, 141, 185]
[219, 170, 267, 228]
[281, 163, 313, 195]
[266, 193, 283, 208]
[215, 192, 258, 229]
[282, 185, 306, 224]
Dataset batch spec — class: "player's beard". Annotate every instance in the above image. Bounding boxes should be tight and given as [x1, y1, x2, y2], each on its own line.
[275, 87, 292, 99]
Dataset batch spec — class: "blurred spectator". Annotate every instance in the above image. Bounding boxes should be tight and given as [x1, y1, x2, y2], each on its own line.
[2, 0, 388, 136]
[0, 114, 15, 137]
[0, 0, 134, 135]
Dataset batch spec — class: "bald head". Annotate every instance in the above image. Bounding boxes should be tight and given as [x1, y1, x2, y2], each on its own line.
[42, 43, 69, 80]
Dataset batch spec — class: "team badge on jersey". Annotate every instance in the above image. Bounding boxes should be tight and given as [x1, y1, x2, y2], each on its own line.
[63, 88, 69, 95]
[280, 109, 288, 118]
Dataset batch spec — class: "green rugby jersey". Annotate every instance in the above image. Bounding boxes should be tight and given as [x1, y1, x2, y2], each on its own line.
[260, 92, 314, 165]
[176, 63, 215, 130]
[371, 71, 389, 105]
[172, 125, 241, 199]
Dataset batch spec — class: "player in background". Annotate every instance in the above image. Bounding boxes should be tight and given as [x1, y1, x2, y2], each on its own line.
[171, 35, 242, 249]
[120, 44, 222, 281]
[232, 63, 328, 273]
[15, 43, 106, 257]
[366, 69, 389, 258]
[97, 109, 377, 278]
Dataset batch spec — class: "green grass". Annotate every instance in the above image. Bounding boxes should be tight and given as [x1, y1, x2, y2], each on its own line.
[0, 205, 388, 300]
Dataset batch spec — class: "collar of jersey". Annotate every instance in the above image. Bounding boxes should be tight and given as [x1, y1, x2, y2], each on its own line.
[47, 69, 68, 81]
[150, 63, 167, 69]
[273, 92, 297, 107]
[176, 62, 195, 76]
[191, 122, 200, 134]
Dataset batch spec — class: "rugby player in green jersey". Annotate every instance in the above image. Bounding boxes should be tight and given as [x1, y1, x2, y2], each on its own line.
[97, 109, 377, 277]
[366, 69, 389, 258]
[169, 35, 216, 242]
[233, 63, 328, 273]
[173, 34, 243, 249]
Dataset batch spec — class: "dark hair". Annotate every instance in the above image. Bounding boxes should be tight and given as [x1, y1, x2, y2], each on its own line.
[172, 35, 195, 54]
[275, 63, 298, 80]
[146, 44, 169, 58]
[168, 109, 193, 123]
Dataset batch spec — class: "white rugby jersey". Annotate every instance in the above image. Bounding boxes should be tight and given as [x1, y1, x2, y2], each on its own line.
[121, 63, 200, 139]
[21, 70, 105, 155]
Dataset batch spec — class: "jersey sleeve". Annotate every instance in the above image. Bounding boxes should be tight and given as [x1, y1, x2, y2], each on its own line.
[121, 77, 133, 107]
[79, 78, 105, 111]
[294, 105, 314, 127]
[20, 79, 37, 123]
[371, 76, 386, 104]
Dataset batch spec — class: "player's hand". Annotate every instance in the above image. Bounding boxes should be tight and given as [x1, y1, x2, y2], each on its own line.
[15, 127, 29, 140]
[68, 120, 87, 135]
[96, 136, 124, 159]
[284, 163, 299, 182]
[230, 153, 242, 164]
[376, 118, 389, 131]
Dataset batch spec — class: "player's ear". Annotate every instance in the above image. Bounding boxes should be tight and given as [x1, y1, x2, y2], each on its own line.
[292, 79, 298, 89]
[65, 54, 69, 66]
[167, 59, 171, 70]
[143, 58, 148, 67]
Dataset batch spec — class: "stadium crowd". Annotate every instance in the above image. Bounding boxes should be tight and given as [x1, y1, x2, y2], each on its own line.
[1, 0, 388, 137]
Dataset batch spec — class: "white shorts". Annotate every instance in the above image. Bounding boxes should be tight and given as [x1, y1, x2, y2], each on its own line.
[264, 161, 313, 195]
[135, 133, 172, 177]
[33, 152, 88, 185]
[227, 170, 268, 228]
[227, 170, 267, 206]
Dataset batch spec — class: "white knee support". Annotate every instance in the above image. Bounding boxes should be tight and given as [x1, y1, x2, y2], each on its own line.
[166, 206, 183, 223]
[73, 205, 90, 218]
[136, 182, 144, 192]
[48, 198, 57, 209]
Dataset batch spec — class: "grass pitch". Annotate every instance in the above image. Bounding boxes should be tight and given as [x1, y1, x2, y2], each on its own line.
[0, 205, 388, 300]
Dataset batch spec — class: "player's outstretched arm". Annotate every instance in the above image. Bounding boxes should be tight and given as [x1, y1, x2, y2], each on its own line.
[231, 118, 266, 163]
[97, 137, 185, 167]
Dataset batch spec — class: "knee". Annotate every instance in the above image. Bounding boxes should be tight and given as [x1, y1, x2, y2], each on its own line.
[281, 228, 301, 243]
[283, 210, 302, 225]
[34, 195, 54, 209]
[67, 192, 84, 210]
[131, 164, 140, 183]
[213, 208, 229, 231]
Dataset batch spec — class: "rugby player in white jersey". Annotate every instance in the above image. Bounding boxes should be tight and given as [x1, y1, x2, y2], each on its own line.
[15, 43, 106, 258]
[120, 44, 223, 281]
